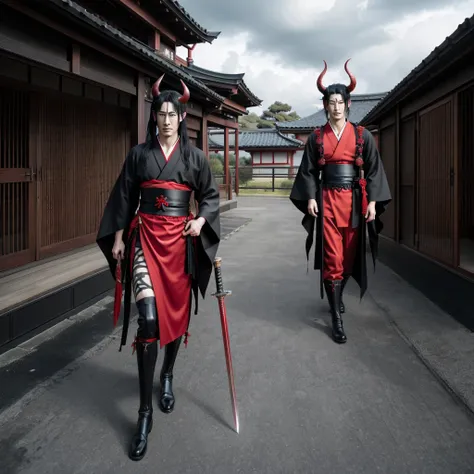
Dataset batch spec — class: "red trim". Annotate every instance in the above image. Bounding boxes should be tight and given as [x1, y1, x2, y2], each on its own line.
[250, 151, 292, 165]
[158, 138, 180, 162]
[141, 179, 191, 191]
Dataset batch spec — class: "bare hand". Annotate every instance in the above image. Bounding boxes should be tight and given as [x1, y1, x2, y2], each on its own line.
[307, 199, 318, 217]
[183, 219, 204, 237]
[112, 240, 125, 260]
[365, 201, 376, 222]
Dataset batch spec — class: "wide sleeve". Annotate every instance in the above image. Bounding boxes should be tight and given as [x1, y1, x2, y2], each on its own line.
[362, 129, 392, 262]
[362, 129, 392, 208]
[96, 147, 141, 278]
[289, 132, 319, 215]
[194, 152, 221, 297]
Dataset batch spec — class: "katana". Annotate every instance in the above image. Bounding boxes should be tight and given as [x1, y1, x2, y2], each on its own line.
[212, 257, 239, 434]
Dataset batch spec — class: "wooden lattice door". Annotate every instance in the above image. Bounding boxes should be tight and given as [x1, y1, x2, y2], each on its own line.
[0, 87, 37, 272]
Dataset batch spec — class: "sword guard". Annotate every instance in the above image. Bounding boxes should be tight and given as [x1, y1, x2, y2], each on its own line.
[212, 290, 232, 298]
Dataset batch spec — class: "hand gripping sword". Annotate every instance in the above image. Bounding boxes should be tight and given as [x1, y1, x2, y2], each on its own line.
[212, 257, 239, 434]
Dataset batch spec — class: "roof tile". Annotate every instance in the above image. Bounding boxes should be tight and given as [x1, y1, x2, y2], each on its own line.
[209, 128, 304, 150]
[276, 93, 387, 131]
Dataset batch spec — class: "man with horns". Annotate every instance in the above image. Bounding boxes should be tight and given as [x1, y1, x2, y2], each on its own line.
[96, 74, 220, 461]
[290, 59, 391, 344]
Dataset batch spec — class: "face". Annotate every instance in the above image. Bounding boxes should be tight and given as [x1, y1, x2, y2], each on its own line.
[153, 101, 186, 139]
[325, 93, 351, 121]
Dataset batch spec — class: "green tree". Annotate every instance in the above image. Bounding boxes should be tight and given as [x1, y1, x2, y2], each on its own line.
[262, 101, 301, 123]
[239, 102, 301, 129]
[238, 112, 261, 130]
[268, 101, 291, 113]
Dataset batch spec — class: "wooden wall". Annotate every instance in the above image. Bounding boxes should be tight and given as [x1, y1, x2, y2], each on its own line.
[372, 87, 470, 270]
[459, 85, 474, 239]
[0, 82, 131, 271]
[0, 88, 31, 269]
[418, 98, 455, 265]
[399, 115, 416, 248]
[34, 93, 130, 258]
[378, 122, 396, 240]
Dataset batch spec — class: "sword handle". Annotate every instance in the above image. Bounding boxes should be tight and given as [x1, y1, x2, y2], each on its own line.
[213, 257, 224, 294]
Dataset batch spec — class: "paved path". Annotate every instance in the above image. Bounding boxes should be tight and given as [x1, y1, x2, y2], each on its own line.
[1, 196, 473, 474]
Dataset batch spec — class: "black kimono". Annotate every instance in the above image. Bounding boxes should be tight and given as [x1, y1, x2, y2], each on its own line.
[96, 140, 220, 348]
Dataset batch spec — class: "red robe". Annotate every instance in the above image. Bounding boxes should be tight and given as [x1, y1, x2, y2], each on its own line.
[321, 122, 358, 280]
[128, 179, 193, 347]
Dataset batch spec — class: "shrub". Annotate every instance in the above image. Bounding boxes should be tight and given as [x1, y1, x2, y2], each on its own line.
[210, 157, 223, 175]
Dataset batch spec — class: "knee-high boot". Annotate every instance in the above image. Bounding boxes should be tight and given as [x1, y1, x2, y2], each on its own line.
[129, 297, 158, 462]
[158, 336, 182, 413]
[340, 275, 350, 314]
[324, 280, 347, 344]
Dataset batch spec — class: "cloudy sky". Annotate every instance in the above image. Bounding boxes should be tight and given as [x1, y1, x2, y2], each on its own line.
[176, 0, 474, 118]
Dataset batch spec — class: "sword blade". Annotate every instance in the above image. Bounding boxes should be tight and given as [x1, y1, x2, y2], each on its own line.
[217, 296, 239, 434]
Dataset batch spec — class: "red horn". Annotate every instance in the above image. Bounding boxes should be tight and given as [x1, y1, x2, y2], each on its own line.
[316, 60, 328, 94]
[178, 79, 190, 104]
[151, 74, 165, 98]
[344, 59, 357, 93]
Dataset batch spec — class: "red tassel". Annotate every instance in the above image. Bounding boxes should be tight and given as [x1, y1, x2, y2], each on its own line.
[359, 178, 368, 216]
[113, 261, 122, 327]
[184, 331, 190, 348]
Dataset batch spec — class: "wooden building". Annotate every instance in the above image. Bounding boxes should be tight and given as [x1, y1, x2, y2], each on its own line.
[276, 93, 387, 167]
[361, 15, 474, 331]
[185, 65, 262, 196]
[208, 128, 303, 177]
[0, 0, 260, 351]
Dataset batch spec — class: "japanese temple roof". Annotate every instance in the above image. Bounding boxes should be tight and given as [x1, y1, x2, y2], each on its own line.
[159, 0, 221, 44]
[208, 128, 304, 150]
[49, 0, 225, 103]
[361, 14, 474, 124]
[276, 93, 388, 132]
[183, 64, 262, 108]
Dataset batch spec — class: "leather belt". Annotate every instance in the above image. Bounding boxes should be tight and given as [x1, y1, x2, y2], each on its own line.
[322, 164, 357, 189]
[139, 187, 191, 216]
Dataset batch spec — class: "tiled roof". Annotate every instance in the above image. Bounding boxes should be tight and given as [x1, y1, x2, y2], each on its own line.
[183, 64, 262, 107]
[162, 1, 220, 43]
[208, 128, 304, 150]
[276, 93, 387, 131]
[49, 0, 224, 102]
[361, 15, 474, 124]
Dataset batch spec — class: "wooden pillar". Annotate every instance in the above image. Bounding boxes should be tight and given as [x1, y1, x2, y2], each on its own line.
[132, 72, 146, 146]
[224, 127, 230, 200]
[234, 128, 239, 195]
[201, 115, 209, 157]
[148, 31, 161, 51]
[70, 44, 80, 74]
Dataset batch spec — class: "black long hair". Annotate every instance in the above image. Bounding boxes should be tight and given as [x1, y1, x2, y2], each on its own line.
[145, 89, 192, 170]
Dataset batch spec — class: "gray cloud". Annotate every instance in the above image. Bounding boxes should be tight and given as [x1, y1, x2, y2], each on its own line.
[177, 0, 474, 117]
[178, 0, 453, 68]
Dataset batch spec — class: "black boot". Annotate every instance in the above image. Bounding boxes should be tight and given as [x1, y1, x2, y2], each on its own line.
[340, 275, 350, 314]
[324, 280, 347, 344]
[158, 336, 182, 414]
[129, 298, 158, 461]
